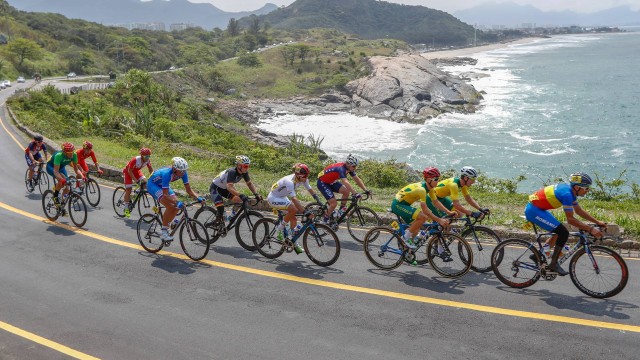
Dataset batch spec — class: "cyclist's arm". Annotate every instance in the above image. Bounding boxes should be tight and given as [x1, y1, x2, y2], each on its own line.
[53, 164, 65, 182]
[183, 183, 199, 200]
[572, 204, 606, 233]
[291, 196, 305, 213]
[245, 180, 259, 197]
[127, 166, 136, 180]
[340, 178, 357, 195]
[452, 199, 472, 216]
[90, 152, 100, 171]
[226, 182, 241, 197]
[464, 194, 483, 211]
[433, 197, 457, 217]
[147, 164, 154, 174]
[350, 174, 368, 193]
[72, 162, 84, 178]
[420, 202, 448, 226]
[162, 188, 179, 207]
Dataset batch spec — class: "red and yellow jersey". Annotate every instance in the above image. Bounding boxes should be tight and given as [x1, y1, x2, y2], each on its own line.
[529, 183, 578, 211]
[434, 177, 469, 201]
[395, 182, 437, 205]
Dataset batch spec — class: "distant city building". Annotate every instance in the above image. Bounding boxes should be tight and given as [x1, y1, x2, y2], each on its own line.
[169, 23, 195, 31]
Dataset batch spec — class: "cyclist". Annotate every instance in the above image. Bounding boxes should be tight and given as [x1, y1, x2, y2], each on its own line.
[76, 141, 103, 191]
[317, 154, 371, 224]
[121, 148, 154, 218]
[25, 134, 48, 191]
[208, 155, 263, 224]
[46, 142, 84, 205]
[525, 172, 606, 276]
[434, 166, 488, 220]
[147, 157, 206, 242]
[392, 167, 456, 250]
[267, 163, 322, 254]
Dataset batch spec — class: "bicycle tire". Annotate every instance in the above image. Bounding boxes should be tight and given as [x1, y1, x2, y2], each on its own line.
[179, 219, 210, 261]
[252, 218, 285, 259]
[83, 179, 100, 207]
[137, 214, 164, 253]
[461, 226, 501, 273]
[346, 206, 381, 243]
[112, 187, 127, 217]
[67, 193, 88, 227]
[426, 233, 472, 278]
[41, 190, 60, 221]
[363, 226, 405, 270]
[569, 245, 628, 298]
[137, 191, 157, 217]
[491, 238, 541, 288]
[234, 210, 263, 251]
[193, 206, 224, 244]
[24, 168, 34, 193]
[304, 223, 340, 267]
[38, 171, 50, 194]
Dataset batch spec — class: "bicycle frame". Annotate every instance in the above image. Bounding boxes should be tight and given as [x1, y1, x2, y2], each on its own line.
[529, 222, 597, 268]
[332, 193, 371, 224]
[275, 208, 325, 246]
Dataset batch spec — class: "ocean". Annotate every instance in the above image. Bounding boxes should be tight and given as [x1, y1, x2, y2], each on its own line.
[257, 31, 640, 193]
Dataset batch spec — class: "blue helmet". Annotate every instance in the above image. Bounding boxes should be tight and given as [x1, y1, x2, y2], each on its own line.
[570, 172, 592, 187]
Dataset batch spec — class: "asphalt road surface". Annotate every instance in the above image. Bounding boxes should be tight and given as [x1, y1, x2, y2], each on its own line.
[1, 91, 638, 359]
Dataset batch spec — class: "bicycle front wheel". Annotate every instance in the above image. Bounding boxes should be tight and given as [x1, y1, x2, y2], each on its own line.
[68, 193, 88, 227]
[38, 171, 50, 194]
[179, 220, 210, 261]
[304, 223, 340, 267]
[84, 179, 101, 207]
[137, 214, 164, 253]
[137, 191, 157, 217]
[461, 226, 501, 273]
[24, 169, 34, 193]
[363, 226, 405, 270]
[252, 218, 285, 259]
[234, 210, 263, 251]
[569, 245, 628, 298]
[491, 238, 541, 288]
[112, 187, 127, 217]
[346, 206, 381, 243]
[42, 190, 60, 221]
[426, 233, 472, 278]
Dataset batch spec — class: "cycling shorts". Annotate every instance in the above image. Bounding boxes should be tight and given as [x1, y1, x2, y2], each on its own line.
[124, 168, 145, 188]
[316, 179, 343, 200]
[77, 158, 90, 173]
[46, 162, 68, 178]
[391, 199, 419, 224]
[147, 181, 175, 201]
[25, 153, 43, 168]
[267, 193, 292, 210]
[524, 202, 561, 231]
[209, 183, 232, 207]
[426, 197, 447, 218]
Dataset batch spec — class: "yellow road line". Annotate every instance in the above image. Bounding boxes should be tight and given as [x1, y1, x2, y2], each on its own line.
[0, 114, 26, 148]
[0, 320, 100, 360]
[1, 201, 639, 334]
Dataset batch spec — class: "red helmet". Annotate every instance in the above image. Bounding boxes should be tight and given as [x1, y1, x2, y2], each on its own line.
[422, 166, 441, 180]
[62, 142, 75, 152]
[82, 141, 93, 150]
[140, 147, 152, 156]
[293, 163, 310, 176]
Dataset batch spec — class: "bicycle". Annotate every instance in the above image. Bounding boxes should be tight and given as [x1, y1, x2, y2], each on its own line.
[304, 193, 381, 243]
[41, 177, 88, 227]
[25, 161, 49, 194]
[193, 196, 263, 251]
[136, 201, 210, 261]
[252, 204, 340, 267]
[450, 213, 501, 273]
[112, 181, 158, 218]
[490, 222, 628, 298]
[79, 170, 101, 207]
[363, 213, 473, 278]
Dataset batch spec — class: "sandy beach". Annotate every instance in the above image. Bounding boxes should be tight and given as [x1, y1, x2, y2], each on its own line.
[420, 37, 541, 59]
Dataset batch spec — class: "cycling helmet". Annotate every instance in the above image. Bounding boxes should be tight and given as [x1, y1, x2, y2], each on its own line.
[83, 141, 93, 150]
[293, 163, 310, 176]
[140, 147, 152, 156]
[570, 172, 592, 187]
[460, 166, 478, 179]
[34, 135, 44, 142]
[345, 154, 359, 166]
[235, 155, 251, 165]
[172, 157, 189, 171]
[422, 166, 441, 179]
[62, 142, 75, 152]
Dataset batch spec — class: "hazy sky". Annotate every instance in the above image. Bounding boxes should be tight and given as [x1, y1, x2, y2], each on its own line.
[189, 1, 640, 14]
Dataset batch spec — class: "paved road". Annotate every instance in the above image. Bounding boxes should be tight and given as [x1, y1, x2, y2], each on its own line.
[0, 93, 638, 359]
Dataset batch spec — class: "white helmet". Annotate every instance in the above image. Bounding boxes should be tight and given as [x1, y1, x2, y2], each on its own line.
[460, 166, 478, 179]
[235, 155, 251, 165]
[345, 154, 359, 166]
[172, 157, 189, 171]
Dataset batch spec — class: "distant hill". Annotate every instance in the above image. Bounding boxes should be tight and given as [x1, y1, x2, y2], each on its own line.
[251, 0, 482, 46]
[454, 2, 640, 27]
[6, 0, 278, 29]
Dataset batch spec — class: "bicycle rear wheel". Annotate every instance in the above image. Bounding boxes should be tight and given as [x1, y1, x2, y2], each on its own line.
[179, 220, 210, 261]
[41, 190, 60, 221]
[137, 191, 157, 217]
[84, 179, 101, 207]
[461, 226, 501, 273]
[346, 206, 381, 243]
[193, 206, 222, 243]
[426, 233, 472, 278]
[491, 238, 541, 288]
[112, 186, 127, 217]
[252, 218, 285, 259]
[569, 245, 628, 298]
[363, 226, 405, 270]
[68, 193, 88, 227]
[304, 223, 340, 267]
[137, 214, 164, 253]
[235, 210, 263, 251]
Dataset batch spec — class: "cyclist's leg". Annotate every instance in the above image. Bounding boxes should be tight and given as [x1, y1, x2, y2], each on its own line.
[316, 180, 336, 218]
[123, 170, 136, 203]
[25, 154, 36, 180]
[525, 203, 568, 274]
[209, 183, 227, 222]
[267, 193, 291, 232]
[335, 182, 349, 210]
[391, 199, 420, 238]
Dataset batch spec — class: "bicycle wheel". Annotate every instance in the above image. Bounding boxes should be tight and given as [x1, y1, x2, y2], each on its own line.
[363, 226, 405, 270]
[426, 233, 472, 278]
[346, 206, 381, 243]
[84, 179, 101, 207]
[41, 190, 60, 221]
[194, 206, 223, 244]
[38, 171, 50, 194]
[137, 191, 158, 217]
[179, 220, 210, 261]
[68, 193, 88, 227]
[252, 218, 285, 259]
[24, 169, 34, 193]
[461, 226, 501, 273]
[569, 245, 628, 298]
[112, 187, 127, 217]
[137, 214, 164, 253]
[304, 223, 341, 267]
[491, 238, 541, 288]
[234, 210, 263, 251]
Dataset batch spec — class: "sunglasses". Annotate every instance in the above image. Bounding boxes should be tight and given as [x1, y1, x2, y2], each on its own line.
[241, 164, 250, 169]
[429, 177, 440, 182]
[63, 151, 74, 155]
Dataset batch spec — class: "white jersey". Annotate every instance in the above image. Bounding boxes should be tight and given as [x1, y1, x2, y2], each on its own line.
[269, 174, 311, 198]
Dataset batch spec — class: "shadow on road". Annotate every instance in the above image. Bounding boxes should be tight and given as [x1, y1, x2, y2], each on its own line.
[366, 267, 468, 295]
[139, 252, 212, 274]
[44, 223, 77, 236]
[249, 256, 344, 279]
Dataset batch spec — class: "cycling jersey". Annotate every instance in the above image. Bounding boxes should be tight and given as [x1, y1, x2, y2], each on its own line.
[46, 151, 78, 178]
[76, 149, 97, 172]
[149, 167, 189, 189]
[212, 167, 250, 189]
[123, 156, 153, 186]
[434, 177, 470, 201]
[317, 162, 355, 184]
[528, 183, 577, 212]
[25, 141, 47, 157]
[394, 181, 437, 205]
[270, 174, 311, 198]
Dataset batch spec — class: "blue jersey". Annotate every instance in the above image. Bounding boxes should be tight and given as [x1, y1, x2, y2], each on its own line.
[149, 167, 189, 189]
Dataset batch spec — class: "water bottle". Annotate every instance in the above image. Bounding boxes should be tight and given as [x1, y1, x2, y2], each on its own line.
[226, 209, 237, 221]
[170, 217, 180, 230]
[416, 229, 428, 242]
[558, 244, 571, 257]
[293, 224, 303, 237]
[541, 243, 551, 258]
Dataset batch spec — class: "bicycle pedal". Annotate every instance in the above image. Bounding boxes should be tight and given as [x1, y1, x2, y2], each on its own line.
[163, 240, 172, 247]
